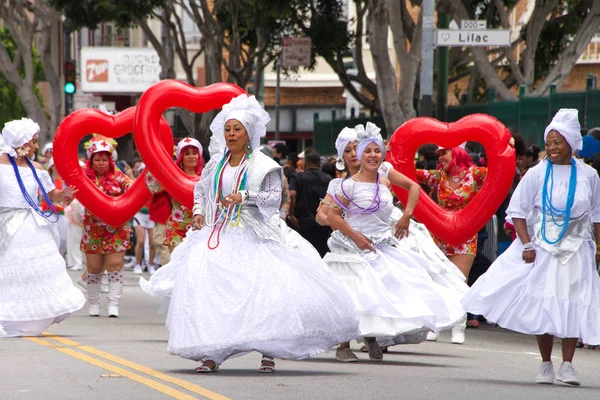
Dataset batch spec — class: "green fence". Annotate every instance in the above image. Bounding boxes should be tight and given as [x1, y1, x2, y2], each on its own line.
[314, 84, 600, 155]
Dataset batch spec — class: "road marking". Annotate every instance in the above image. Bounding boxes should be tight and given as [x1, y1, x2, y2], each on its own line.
[26, 335, 230, 400]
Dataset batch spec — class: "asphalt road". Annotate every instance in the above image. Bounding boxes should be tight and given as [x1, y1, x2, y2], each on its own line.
[1, 270, 599, 400]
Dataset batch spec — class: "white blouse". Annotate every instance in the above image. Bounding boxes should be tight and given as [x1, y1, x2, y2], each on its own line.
[0, 164, 55, 209]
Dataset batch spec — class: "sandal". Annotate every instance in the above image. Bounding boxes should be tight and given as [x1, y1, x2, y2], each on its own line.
[258, 356, 276, 373]
[195, 360, 218, 373]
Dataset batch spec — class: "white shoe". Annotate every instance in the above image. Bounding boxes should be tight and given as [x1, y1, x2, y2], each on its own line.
[426, 332, 440, 341]
[108, 305, 119, 318]
[89, 304, 100, 317]
[76, 277, 87, 290]
[147, 264, 156, 275]
[69, 265, 83, 271]
[556, 362, 580, 386]
[535, 361, 555, 384]
[133, 264, 143, 275]
[451, 315, 467, 344]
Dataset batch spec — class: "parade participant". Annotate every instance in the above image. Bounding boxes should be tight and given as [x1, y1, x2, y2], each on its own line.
[81, 139, 133, 317]
[323, 124, 465, 361]
[415, 144, 487, 343]
[146, 137, 205, 253]
[0, 118, 85, 337]
[463, 109, 600, 386]
[141, 94, 358, 373]
[65, 197, 85, 271]
[41, 158, 68, 255]
[41, 142, 53, 168]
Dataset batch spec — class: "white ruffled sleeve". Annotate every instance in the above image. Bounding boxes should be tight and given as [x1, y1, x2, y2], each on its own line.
[38, 170, 56, 193]
[506, 165, 539, 223]
[247, 170, 282, 220]
[327, 178, 342, 196]
[378, 161, 392, 179]
[334, 178, 355, 204]
[588, 169, 600, 223]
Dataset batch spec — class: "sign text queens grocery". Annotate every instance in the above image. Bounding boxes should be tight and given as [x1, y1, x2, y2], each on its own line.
[80, 47, 161, 93]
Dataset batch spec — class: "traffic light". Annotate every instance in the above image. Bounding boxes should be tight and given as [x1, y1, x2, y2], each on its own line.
[64, 61, 76, 94]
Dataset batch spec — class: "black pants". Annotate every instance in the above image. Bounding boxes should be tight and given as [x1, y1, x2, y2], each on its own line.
[299, 225, 332, 258]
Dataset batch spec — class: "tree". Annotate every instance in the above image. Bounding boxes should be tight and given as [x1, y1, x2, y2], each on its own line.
[0, 0, 62, 145]
[443, 0, 600, 100]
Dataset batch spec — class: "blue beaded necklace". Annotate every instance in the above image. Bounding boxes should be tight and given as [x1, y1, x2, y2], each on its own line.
[8, 155, 58, 223]
[541, 158, 576, 244]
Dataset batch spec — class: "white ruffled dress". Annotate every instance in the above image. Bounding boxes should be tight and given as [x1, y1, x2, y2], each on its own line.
[324, 178, 466, 345]
[140, 152, 359, 365]
[0, 164, 85, 337]
[462, 160, 600, 344]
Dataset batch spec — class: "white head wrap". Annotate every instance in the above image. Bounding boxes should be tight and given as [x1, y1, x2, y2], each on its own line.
[86, 139, 114, 159]
[176, 137, 203, 159]
[42, 143, 53, 154]
[544, 109, 582, 154]
[209, 94, 271, 154]
[335, 127, 358, 169]
[355, 122, 385, 160]
[0, 118, 41, 157]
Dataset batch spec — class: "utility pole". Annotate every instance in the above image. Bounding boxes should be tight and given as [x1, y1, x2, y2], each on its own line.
[275, 56, 281, 141]
[436, 12, 450, 121]
[419, 0, 435, 117]
[63, 25, 73, 116]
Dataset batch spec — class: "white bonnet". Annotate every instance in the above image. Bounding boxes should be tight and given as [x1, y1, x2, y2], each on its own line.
[176, 137, 203, 159]
[209, 94, 271, 153]
[544, 109, 582, 154]
[0, 118, 41, 158]
[335, 127, 358, 169]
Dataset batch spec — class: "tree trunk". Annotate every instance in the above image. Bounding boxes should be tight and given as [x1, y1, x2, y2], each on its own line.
[38, 9, 62, 135]
[368, 0, 405, 136]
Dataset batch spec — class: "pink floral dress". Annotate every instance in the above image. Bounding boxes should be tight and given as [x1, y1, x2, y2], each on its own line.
[145, 173, 194, 248]
[80, 171, 133, 254]
[416, 166, 487, 257]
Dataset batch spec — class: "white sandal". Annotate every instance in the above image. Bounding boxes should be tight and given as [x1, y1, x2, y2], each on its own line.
[258, 356, 275, 373]
[195, 360, 219, 373]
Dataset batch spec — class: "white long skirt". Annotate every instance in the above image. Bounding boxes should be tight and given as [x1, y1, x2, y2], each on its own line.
[324, 245, 466, 346]
[0, 212, 85, 337]
[462, 239, 600, 344]
[141, 226, 359, 365]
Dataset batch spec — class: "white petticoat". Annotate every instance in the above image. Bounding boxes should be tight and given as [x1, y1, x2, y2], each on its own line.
[324, 245, 466, 346]
[462, 239, 600, 344]
[0, 211, 85, 337]
[140, 227, 359, 365]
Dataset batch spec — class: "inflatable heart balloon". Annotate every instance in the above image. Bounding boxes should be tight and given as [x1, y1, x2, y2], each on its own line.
[387, 114, 515, 246]
[134, 80, 247, 208]
[53, 107, 173, 227]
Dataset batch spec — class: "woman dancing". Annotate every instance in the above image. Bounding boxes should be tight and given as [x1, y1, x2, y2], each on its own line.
[141, 94, 358, 373]
[0, 118, 85, 337]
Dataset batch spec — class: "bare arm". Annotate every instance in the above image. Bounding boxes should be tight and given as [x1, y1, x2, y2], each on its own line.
[316, 193, 334, 226]
[513, 217, 535, 263]
[387, 168, 420, 217]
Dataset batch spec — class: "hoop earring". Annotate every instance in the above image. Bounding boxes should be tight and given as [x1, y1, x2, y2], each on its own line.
[246, 143, 252, 153]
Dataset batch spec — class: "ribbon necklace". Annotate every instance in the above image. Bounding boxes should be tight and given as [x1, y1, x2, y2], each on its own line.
[207, 151, 250, 249]
[541, 158, 577, 244]
[334, 173, 383, 214]
[8, 155, 58, 223]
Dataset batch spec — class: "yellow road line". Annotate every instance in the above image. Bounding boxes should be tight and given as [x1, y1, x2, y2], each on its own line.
[41, 334, 230, 400]
[26, 336, 197, 400]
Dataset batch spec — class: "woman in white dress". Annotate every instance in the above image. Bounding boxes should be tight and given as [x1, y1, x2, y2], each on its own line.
[323, 124, 466, 361]
[0, 118, 85, 337]
[462, 109, 600, 386]
[141, 94, 358, 373]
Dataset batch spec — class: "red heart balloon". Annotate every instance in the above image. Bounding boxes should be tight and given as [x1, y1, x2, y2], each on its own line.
[134, 80, 247, 208]
[53, 107, 174, 227]
[387, 114, 515, 246]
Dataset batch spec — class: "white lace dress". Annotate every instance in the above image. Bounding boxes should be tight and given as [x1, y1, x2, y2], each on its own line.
[140, 153, 359, 365]
[0, 164, 85, 337]
[324, 179, 466, 345]
[462, 160, 600, 343]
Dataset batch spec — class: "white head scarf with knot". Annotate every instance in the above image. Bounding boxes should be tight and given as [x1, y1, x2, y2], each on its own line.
[176, 137, 203, 159]
[209, 94, 271, 154]
[355, 122, 385, 160]
[1, 118, 41, 158]
[544, 109, 582, 154]
[335, 127, 358, 169]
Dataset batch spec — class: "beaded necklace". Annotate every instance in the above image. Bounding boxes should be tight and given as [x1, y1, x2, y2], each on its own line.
[334, 172, 383, 214]
[207, 151, 250, 249]
[541, 158, 577, 244]
[8, 155, 58, 223]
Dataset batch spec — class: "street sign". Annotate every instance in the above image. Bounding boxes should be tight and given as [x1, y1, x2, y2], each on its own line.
[282, 37, 311, 68]
[460, 20, 487, 30]
[436, 29, 510, 47]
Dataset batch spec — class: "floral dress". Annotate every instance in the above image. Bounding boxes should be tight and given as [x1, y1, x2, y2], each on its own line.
[416, 166, 487, 257]
[80, 171, 133, 254]
[145, 173, 194, 248]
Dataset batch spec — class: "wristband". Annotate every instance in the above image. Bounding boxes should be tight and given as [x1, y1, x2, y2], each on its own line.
[192, 204, 204, 217]
[239, 190, 249, 205]
[522, 242, 535, 251]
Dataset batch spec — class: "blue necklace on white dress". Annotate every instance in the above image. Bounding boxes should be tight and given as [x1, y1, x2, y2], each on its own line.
[8, 155, 58, 223]
[541, 158, 576, 244]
